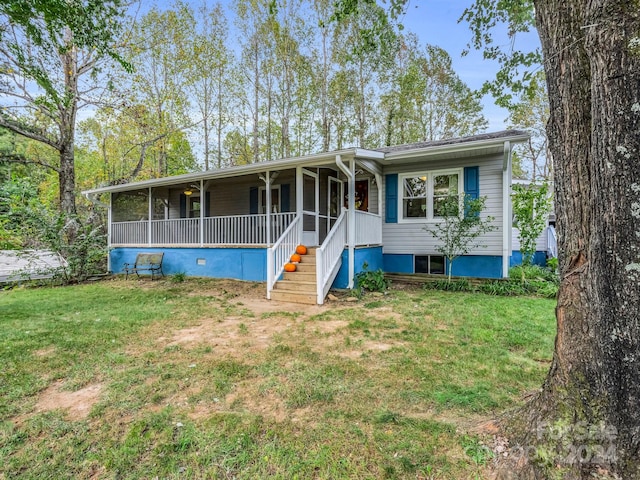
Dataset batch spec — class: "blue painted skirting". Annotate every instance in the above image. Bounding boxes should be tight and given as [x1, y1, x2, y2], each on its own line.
[382, 253, 504, 279]
[331, 246, 384, 289]
[509, 251, 547, 268]
[111, 247, 266, 281]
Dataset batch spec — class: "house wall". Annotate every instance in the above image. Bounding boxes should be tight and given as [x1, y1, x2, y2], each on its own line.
[111, 247, 267, 281]
[165, 170, 297, 219]
[331, 246, 384, 289]
[380, 153, 506, 277]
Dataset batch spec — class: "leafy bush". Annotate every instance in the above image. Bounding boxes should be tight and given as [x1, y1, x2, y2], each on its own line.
[546, 257, 558, 272]
[509, 264, 558, 283]
[354, 263, 389, 293]
[477, 280, 526, 296]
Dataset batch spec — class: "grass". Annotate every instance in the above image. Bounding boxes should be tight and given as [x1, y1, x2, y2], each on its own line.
[0, 278, 556, 479]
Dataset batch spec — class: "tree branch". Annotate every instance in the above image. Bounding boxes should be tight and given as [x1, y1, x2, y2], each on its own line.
[0, 115, 60, 150]
[0, 151, 59, 172]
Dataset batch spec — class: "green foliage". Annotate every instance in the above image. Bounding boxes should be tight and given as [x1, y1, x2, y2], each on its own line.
[424, 194, 497, 281]
[509, 264, 558, 284]
[0, 177, 106, 283]
[546, 256, 558, 272]
[461, 435, 494, 466]
[171, 272, 187, 283]
[459, 0, 541, 108]
[512, 183, 552, 265]
[354, 263, 389, 293]
[423, 279, 472, 292]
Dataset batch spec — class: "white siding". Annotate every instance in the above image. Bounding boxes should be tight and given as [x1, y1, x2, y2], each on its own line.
[381, 154, 505, 256]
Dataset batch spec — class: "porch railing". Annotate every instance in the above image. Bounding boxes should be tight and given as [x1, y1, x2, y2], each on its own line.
[152, 218, 199, 244]
[316, 210, 347, 305]
[112, 220, 147, 245]
[354, 210, 382, 245]
[267, 215, 301, 299]
[110, 213, 296, 246]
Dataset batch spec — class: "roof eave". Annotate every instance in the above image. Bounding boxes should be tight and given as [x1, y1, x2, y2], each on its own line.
[379, 133, 530, 163]
[83, 147, 383, 196]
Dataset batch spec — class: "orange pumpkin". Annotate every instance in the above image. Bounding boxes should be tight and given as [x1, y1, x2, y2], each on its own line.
[290, 253, 301, 263]
[284, 263, 296, 272]
[296, 245, 307, 255]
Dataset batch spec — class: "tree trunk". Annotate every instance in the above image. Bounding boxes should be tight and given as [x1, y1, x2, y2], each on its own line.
[59, 143, 77, 218]
[506, 2, 640, 478]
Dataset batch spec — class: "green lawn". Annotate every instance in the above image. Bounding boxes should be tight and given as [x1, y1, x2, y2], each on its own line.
[0, 278, 556, 479]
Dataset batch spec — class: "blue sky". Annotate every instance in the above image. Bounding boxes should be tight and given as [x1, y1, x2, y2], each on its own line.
[398, 0, 541, 130]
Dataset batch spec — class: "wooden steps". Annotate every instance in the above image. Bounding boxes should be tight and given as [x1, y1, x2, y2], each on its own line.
[270, 248, 319, 305]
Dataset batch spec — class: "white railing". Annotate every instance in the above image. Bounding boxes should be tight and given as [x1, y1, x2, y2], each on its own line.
[547, 226, 558, 258]
[316, 211, 347, 305]
[111, 213, 296, 246]
[267, 215, 301, 299]
[354, 211, 382, 245]
[111, 220, 148, 244]
[152, 218, 199, 244]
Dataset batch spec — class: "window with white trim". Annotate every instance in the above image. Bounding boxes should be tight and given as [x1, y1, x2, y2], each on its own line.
[399, 169, 463, 221]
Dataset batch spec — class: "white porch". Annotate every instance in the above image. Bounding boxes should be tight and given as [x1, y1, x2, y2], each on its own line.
[85, 149, 386, 304]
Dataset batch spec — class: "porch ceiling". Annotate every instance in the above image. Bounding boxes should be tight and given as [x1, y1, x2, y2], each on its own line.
[83, 148, 384, 196]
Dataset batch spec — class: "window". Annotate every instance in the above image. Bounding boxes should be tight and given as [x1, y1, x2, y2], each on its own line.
[399, 169, 463, 221]
[188, 196, 201, 218]
[415, 255, 445, 275]
[259, 186, 281, 213]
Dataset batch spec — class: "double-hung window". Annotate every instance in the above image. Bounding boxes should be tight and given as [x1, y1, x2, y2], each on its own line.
[399, 169, 463, 221]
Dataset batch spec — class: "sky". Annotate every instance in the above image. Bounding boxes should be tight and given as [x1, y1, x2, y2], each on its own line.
[397, 0, 541, 131]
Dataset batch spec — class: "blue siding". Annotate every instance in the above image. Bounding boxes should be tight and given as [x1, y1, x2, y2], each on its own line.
[111, 247, 267, 281]
[332, 246, 384, 289]
[382, 253, 503, 279]
[448, 256, 503, 279]
[509, 251, 547, 268]
[385, 174, 398, 223]
[383, 253, 414, 273]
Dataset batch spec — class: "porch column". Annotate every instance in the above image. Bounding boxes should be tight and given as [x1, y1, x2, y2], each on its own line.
[266, 172, 271, 245]
[296, 165, 303, 240]
[148, 187, 152, 246]
[199, 179, 204, 246]
[107, 193, 112, 272]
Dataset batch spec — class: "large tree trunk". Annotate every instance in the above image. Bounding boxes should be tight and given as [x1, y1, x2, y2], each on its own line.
[506, 2, 640, 478]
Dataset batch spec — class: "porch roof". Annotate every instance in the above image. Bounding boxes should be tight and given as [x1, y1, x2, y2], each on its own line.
[82, 129, 529, 196]
[83, 147, 384, 196]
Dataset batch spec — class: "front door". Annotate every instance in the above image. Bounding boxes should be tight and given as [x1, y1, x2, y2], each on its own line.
[302, 169, 319, 246]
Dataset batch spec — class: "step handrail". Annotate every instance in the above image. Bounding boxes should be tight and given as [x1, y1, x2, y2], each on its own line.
[315, 210, 347, 304]
[267, 215, 301, 299]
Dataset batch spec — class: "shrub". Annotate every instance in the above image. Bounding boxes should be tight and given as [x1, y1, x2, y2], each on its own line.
[354, 263, 389, 293]
[423, 279, 472, 292]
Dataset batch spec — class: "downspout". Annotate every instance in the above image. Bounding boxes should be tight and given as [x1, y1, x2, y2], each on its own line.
[336, 154, 355, 288]
[502, 141, 512, 278]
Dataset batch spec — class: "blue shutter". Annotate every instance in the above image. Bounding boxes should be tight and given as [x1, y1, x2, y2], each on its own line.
[464, 166, 480, 217]
[179, 193, 187, 218]
[385, 174, 398, 223]
[249, 187, 258, 214]
[205, 192, 211, 217]
[281, 184, 290, 212]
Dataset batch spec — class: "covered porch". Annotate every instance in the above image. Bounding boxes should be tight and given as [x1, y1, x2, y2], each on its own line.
[85, 149, 386, 303]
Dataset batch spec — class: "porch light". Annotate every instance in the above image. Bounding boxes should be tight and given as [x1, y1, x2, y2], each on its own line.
[184, 189, 193, 196]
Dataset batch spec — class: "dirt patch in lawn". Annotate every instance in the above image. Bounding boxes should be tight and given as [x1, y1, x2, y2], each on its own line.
[34, 381, 103, 419]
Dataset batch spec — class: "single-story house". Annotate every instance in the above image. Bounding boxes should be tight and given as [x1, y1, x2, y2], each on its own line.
[83, 129, 551, 304]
